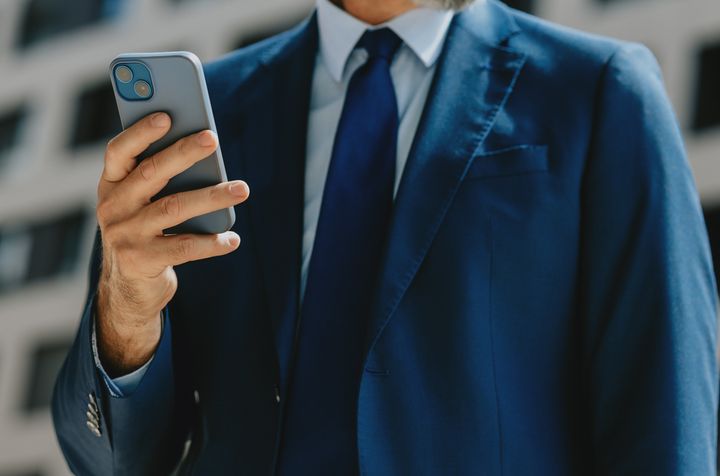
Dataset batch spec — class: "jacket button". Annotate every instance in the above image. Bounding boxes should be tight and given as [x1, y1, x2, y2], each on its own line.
[86, 420, 101, 437]
[274, 386, 281, 404]
[86, 392, 102, 437]
[87, 394, 99, 413]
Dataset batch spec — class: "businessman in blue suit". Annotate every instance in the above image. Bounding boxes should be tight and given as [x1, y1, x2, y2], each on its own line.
[52, 0, 718, 474]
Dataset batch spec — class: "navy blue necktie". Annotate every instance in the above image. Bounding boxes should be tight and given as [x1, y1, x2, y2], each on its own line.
[277, 28, 402, 475]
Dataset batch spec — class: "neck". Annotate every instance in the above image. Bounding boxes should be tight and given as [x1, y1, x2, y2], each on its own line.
[336, 0, 417, 25]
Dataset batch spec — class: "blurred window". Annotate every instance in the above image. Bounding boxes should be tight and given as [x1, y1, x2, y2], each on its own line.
[17, 0, 124, 48]
[0, 108, 26, 167]
[22, 338, 73, 413]
[0, 470, 44, 476]
[502, 0, 534, 13]
[234, 16, 308, 50]
[0, 228, 32, 291]
[70, 82, 122, 149]
[692, 41, 720, 132]
[0, 209, 88, 294]
[704, 206, 720, 294]
[26, 209, 88, 282]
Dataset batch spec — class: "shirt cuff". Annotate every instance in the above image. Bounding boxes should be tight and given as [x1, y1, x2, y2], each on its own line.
[91, 313, 160, 398]
[107, 358, 153, 396]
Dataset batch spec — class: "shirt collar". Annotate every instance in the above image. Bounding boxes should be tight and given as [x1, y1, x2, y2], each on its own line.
[316, 0, 455, 82]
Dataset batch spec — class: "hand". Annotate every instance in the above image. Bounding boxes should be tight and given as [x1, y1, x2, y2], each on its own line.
[94, 112, 249, 376]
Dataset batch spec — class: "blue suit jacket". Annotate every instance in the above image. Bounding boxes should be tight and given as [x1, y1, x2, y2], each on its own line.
[53, 2, 718, 474]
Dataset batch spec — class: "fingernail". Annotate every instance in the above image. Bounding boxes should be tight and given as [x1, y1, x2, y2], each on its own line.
[196, 131, 216, 146]
[151, 112, 170, 127]
[228, 181, 249, 197]
[227, 233, 241, 247]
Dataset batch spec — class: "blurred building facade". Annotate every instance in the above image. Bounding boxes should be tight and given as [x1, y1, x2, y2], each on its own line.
[0, 0, 717, 474]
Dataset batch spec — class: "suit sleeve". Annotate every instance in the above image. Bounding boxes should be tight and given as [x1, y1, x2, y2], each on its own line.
[580, 43, 718, 475]
[52, 229, 189, 475]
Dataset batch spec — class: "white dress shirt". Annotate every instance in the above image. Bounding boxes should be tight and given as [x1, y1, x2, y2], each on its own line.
[303, 0, 453, 295]
[102, 0, 454, 396]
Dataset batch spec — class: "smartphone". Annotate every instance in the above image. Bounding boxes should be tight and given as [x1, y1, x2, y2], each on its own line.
[109, 51, 235, 235]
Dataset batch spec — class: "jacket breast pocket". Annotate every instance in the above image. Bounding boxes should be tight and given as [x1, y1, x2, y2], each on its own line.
[465, 145, 548, 180]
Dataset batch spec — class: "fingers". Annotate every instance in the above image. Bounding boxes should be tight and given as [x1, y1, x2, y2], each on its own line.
[135, 180, 250, 235]
[117, 130, 219, 204]
[102, 112, 171, 183]
[144, 232, 241, 272]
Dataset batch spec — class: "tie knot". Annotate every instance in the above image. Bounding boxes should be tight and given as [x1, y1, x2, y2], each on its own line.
[357, 28, 402, 62]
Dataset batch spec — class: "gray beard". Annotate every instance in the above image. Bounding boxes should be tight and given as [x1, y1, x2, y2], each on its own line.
[413, 0, 476, 9]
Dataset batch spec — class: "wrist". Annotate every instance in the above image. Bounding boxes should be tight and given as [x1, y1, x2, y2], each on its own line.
[96, 287, 163, 376]
[97, 274, 163, 323]
[96, 311, 162, 377]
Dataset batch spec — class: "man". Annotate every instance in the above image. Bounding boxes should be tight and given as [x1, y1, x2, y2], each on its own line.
[52, 0, 718, 474]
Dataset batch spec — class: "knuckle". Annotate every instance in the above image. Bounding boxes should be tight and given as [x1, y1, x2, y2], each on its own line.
[175, 236, 196, 259]
[96, 199, 114, 224]
[139, 157, 158, 181]
[161, 195, 180, 218]
[104, 148, 118, 168]
[178, 136, 193, 156]
[158, 270, 178, 305]
[208, 184, 223, 202]
[101, 223, 122, 247]
[114, 243, 137, 265]
[105, 136, 119, 159]
[164, 268, 178, 292]
[134, 117, 151, 133]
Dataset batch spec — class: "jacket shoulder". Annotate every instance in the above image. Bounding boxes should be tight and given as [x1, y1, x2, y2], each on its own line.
[487, 2, 662, 121]
[499, 3, 652, 79]
[203, 15, 314, 103]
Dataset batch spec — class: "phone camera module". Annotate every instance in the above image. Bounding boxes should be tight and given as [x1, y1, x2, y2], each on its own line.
[133, 80, 152, 98]
[115, 65, 133, 83]
[112, 61, 153, 101]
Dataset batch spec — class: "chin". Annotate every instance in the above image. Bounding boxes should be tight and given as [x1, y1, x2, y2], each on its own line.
[412, 0, 476, 10]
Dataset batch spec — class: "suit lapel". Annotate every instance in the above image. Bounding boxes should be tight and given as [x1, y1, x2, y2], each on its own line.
[363, 2, 527, 358]
[239, 16, 318, 388]
[229, 3, 527, 378]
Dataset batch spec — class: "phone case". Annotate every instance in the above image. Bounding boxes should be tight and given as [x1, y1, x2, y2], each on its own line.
[109, 51, 235, 235]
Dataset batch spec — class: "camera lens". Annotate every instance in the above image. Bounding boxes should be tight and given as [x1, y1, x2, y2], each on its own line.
[115, 65, 133, 83]
[133, 80, 151, 98]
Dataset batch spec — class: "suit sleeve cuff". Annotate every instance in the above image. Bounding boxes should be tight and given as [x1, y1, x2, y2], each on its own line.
[91, 310, 167, 398]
